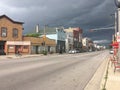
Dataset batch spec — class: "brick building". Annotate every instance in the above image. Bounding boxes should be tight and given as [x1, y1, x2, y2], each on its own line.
[23, 36, 56, 54]
[40, 27, 66, 53]
[0, 15, 56, 55]
[64, 27, 83, 52]
[0, 15, 31, 55]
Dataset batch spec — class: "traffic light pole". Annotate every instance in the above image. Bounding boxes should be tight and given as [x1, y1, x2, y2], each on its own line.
[43, 25, 46, 51]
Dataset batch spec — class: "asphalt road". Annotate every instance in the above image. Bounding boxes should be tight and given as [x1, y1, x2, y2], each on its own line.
[0, 51, 109, 90]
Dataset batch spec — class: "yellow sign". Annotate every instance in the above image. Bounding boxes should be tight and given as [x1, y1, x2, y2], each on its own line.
[43, 35, 46, 41]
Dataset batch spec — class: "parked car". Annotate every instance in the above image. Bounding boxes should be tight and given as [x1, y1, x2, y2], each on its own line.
[69, 50, 77, 54]
[109, 49, 114, 54]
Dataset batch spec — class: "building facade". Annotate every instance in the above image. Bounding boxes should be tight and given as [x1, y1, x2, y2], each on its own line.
[23, 36, 56, 54]
[64, 28, 74, 53]
[0, 15, 56, 55]
[40, 27, 66, 53]
[0, 15, 31, 55]
[82, 37, 95, 52]
[73, 27, 83, 51]
[64, 27, 83, 52]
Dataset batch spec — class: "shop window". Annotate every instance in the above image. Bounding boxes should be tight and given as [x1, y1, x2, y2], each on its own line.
[24, 46, 28, 49]
[9, 46, 14, 49]
[1, 27, 7, 37]
[13, 28, 18, 37]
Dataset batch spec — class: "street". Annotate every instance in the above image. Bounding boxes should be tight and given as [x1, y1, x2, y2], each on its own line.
[0, 51, 109, 90]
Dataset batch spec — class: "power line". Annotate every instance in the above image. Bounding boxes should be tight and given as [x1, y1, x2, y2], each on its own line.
[90, 27, 114, 31]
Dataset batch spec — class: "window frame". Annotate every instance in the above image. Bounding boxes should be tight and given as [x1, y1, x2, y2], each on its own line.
[13, 28, 18, 38]
[23, 46, 28, 49]
[1, 27, 7, 37]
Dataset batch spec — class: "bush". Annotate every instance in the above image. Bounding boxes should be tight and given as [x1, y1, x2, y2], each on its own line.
[49, 51, 54, 54]
[25, 33, 40, 37]
[41, 50, 47, 55]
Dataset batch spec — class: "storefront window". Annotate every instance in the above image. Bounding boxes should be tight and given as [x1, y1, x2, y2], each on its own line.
[24, 46, 28, 49]
[9, 46, 14, 49]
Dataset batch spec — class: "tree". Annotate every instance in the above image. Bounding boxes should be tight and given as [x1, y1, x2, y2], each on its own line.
[25, 33, 40, 37]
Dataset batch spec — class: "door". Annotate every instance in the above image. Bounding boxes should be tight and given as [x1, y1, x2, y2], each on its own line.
[0, 41, 6, 55]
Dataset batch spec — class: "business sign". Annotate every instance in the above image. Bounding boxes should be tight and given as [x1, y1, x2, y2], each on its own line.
[117, 35, 120, 42]
[6, 41, 31, 45]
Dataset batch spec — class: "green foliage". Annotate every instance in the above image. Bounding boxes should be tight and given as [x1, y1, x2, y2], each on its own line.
[41, 50, 47, 55]
[49, 51, 54, 54]
[25, 33, 40, 37]
[102, 88, 106, 90]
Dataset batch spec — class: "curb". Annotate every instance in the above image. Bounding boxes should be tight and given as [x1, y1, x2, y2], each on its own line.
[100, 57, 109, 90]
[84, 56, 109, 90]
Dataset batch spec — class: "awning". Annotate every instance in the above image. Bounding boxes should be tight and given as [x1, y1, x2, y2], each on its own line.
[6, 41, 31, 45]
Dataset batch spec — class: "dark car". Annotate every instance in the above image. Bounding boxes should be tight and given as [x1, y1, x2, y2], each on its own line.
[69, 50, 76, 54]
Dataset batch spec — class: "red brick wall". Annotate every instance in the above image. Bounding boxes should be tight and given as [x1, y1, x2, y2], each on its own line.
[0, 17, 23, 41]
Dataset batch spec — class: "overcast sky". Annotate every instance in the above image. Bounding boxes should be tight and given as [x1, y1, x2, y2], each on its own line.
[0, 0, 117, 44]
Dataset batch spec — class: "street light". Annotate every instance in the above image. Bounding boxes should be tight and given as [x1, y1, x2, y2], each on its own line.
[115, 0, 120, 8]
[111, 12, 117, 38]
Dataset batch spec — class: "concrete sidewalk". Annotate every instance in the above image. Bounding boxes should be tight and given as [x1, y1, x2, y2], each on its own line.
[100, 56, 120, 90]
[105, 59, 120, 90]
[84, 54, 120, 90]
[84, 55, 109, 90]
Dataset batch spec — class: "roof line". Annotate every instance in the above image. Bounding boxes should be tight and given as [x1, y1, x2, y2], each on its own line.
[0, 14, 24, 24]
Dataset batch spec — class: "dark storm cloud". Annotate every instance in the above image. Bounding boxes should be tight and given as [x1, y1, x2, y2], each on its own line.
[0, 0, 116, 33]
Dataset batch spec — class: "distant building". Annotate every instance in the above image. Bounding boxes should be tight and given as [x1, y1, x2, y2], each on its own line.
[73, 27, 83, 50]
[23, 36, 56, 54]
[64, 28, 73, 52]
[82, 37, 94, 52]
[40, 27, 66, 53]
[64, 27, 83, 52]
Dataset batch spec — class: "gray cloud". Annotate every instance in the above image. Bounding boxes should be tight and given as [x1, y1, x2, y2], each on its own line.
[0, 0, 116, 34]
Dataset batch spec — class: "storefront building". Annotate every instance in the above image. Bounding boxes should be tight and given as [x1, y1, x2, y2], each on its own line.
[6, 41, 31, 55]
[23, 36, 56, 54]
[0, 15, 24, 55]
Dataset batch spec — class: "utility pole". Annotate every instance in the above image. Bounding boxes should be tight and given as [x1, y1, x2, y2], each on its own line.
[117, 8, 120, 63]
[43, 25, 46, 51]
[114, 0, 120, 63]
[115, 12, 117, 37]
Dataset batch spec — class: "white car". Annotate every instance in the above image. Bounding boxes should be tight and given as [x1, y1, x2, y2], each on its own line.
[69, 50, 77, 54]
[109, 49, 114, 54]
